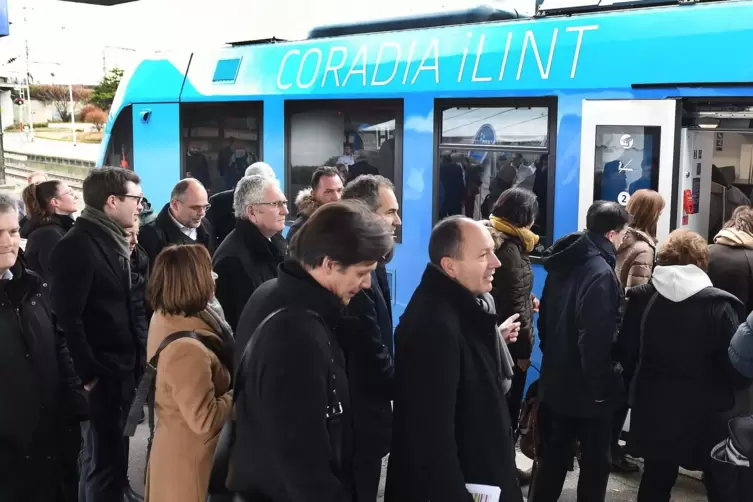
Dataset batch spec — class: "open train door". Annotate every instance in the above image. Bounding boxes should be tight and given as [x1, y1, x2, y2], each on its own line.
[579, 99, 681, 244]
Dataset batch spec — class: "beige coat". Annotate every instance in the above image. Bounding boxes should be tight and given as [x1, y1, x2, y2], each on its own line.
[145, 312, 232, 502]
[616, 227, 657, 290]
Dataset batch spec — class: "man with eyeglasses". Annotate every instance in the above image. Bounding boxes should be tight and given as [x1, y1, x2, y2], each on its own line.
[213, 174, 288, 330]
[49, 167, 146, 502]
[139, 178, 215, 265]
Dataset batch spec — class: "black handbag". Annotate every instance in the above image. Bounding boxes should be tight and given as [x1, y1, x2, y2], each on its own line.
[206, 307, 344, 501]
[708, 416, 753, 502]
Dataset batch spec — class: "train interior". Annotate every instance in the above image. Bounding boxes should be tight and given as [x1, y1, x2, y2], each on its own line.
[680, 100, 753, 244]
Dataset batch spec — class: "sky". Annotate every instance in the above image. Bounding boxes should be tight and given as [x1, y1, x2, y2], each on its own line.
[0, 0, 535, 85]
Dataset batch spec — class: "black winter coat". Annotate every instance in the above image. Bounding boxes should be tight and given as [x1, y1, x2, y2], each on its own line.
[139, 203, 215, 265]
[130, 243, 150, 351]
[212, 218, 286, 331]
[490, 233, 535, 361]
[341, 264, 394, 462]
[621, 277, 750, 470]
[708, 242, 753, 313]
[0, 257, 87, 502]
[228, 260, 354, 502]
[49, 218, 139, 383]
[20, 214, 74, 281]
[206, 189, 234, 247]
[538, 231, 624, 418]
[385, 264, 522, 502]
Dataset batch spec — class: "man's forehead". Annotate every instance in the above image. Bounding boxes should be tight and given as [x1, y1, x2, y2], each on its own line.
[0, 211, 20, 231]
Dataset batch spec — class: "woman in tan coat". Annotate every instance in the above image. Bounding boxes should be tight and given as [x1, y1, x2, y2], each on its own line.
[613, 188, 663, 473]
[145, 244, 234, 502]
[616, 189, 664, 289]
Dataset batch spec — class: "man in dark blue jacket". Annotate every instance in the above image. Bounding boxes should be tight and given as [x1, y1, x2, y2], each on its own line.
[341, 174, 400, 501]
[530, 200, 630, 502]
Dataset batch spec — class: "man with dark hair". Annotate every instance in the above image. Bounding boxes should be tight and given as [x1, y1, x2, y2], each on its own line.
[139, 177, 215, 265]
[386, 216, 523, 502]
[0, 193, 87, 502]
[49, 166, 145, 502]
[286, 166, 343, 244]
[530, 200, 630, 502]
[341, 174, 400, 501]
[228, 201, 394, 501]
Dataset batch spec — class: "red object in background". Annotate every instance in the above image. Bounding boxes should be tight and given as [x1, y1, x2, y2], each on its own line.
[120, 151, 129, 169]
[683, 189, 694, 215]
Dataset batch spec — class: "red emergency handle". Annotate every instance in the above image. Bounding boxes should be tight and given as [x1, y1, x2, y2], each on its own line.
[683, 189, 694, 214]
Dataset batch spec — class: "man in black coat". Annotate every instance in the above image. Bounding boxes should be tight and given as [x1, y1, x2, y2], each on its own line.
[386, 216, 523, 502]
[49, 167, 145, 502]
[341, 174, 401, 501]
[206, 161, 277, 247]
[228, 201, 395, 502]
[0, 193, 87, 502]
[213, 174, 288, 331]
[286, 166, 343, 245]
[530, 200, 630, 502]
[139, 178, 215, 264]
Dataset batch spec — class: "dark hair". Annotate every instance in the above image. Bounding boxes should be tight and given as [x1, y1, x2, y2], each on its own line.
[429, 215, 468, 266]
[342, 174, 395, 212]
[586, 200, 630, 234]
[83, 166, 140, 211]
[491, 188, 539, 228]
[311, 166, 341, 189]
[724, 205, 753, 235]
[22, 180, 62, 221]
[656, 229, 709, 271]
[147, 244, 215, 316]
[290, 200, 394, 268]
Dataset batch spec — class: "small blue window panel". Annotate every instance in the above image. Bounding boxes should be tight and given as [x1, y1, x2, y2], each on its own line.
[213, 58, 242, 83]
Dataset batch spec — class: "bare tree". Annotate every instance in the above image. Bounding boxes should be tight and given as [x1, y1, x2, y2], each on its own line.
[29, 85, 92, 122]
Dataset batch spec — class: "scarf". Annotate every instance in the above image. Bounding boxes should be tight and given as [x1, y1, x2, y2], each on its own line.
[714, 228, 753, 250]
[489, 215, 540, 253]
[478, 292, 515, 395]
[78, 205, 131, 260]
[199, 299, 236, 373]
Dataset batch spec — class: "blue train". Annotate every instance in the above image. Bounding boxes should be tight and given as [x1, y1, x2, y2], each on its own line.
[98, 0, 753, 374]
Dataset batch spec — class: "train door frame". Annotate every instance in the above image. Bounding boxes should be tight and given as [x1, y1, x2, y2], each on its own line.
[578, 99, 682, 244]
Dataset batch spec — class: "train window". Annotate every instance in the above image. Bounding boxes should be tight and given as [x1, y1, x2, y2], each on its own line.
[180, 102, 263, 195]
[593, 125, 661, 206]
[285, 99, 403, 239]
[105, 105, 133, 169]
[435, 99, 557, 255]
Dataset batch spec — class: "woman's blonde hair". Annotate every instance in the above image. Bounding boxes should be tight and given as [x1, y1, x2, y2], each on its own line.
[147, 244, 214, 316]
[626, 189, 664, 238]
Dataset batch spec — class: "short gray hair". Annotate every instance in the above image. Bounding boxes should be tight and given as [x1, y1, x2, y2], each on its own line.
[342, 174, 395, 212]
[233, 175, 280, 219]
[0, 192, 19, 215]
[245, 162, 276, 179]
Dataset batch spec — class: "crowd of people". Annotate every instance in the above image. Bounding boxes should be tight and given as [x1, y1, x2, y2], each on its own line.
[1, 161, 753, 502]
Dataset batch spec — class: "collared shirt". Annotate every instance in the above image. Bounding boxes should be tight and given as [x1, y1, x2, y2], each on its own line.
[1, 268, 13, 281]
[169, 210, 198, 240]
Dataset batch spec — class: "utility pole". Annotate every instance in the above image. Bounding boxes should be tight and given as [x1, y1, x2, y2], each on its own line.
[22, 7, 34, 142]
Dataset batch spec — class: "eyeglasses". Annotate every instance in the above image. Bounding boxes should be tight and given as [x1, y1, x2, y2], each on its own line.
[122, 194, 145, 204]
[255, 200, 288, 210]
[56, 191, 77, 199]
[178, 200, 211, 212]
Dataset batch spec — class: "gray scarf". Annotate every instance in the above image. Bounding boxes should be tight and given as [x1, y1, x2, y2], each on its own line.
[78, 205, 131, 260]
[200, 298, 236, 356]
[478, 292, 515, 396]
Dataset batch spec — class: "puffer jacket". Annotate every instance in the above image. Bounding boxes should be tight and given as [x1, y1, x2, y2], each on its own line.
[486, 224, 535, 361]
[615, 227, 656, 290]
[286, 188, 321, 245]
[730, 310, 753, 380]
